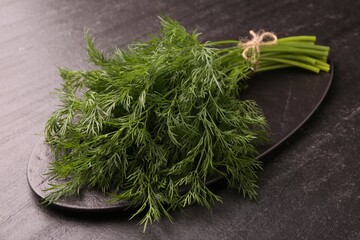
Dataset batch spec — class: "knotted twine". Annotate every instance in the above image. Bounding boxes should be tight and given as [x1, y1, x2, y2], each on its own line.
[238, 30, 278, 65]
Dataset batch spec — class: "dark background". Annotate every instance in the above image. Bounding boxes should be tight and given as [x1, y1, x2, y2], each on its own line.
[1, 0, 359, 239]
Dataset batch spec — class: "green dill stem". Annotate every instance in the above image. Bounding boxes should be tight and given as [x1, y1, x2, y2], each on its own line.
[315, 59, 329, 67]
[255, 63, 293, 72]
[260, 56, 320, 73]
[280, 41, 316, 45]
[315, 61, 330, 72]
[212, 35, 329, 74]
[260, 53, 317, 65]
[278, 42, 330, 51]
[277, 35, 316, 42]
[208, 40, 240, 46]
[216, 48, 242, 64]
[261, 46, 328, 58]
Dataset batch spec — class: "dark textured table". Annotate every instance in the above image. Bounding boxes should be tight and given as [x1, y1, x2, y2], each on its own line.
[1, 0, 359, 239]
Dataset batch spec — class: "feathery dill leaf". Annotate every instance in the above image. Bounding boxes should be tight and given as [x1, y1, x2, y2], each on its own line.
[44, 16, 329, 230]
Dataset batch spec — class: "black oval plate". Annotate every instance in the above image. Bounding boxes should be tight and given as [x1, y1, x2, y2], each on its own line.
[28, 64, 334, 212]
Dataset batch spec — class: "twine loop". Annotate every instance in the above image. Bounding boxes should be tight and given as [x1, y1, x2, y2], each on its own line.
[238, 30, 278, 65]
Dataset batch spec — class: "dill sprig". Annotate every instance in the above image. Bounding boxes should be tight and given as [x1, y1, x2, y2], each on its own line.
[44, 17, 330, 230]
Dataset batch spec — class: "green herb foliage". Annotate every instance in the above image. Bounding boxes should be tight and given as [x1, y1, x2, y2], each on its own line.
[44, 17, 329, 230]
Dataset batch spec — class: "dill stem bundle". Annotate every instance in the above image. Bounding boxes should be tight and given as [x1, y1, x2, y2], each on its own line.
[43, 17, 330, 230]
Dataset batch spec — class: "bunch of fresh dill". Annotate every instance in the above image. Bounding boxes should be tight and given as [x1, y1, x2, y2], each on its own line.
[44, 17, 330, 229]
